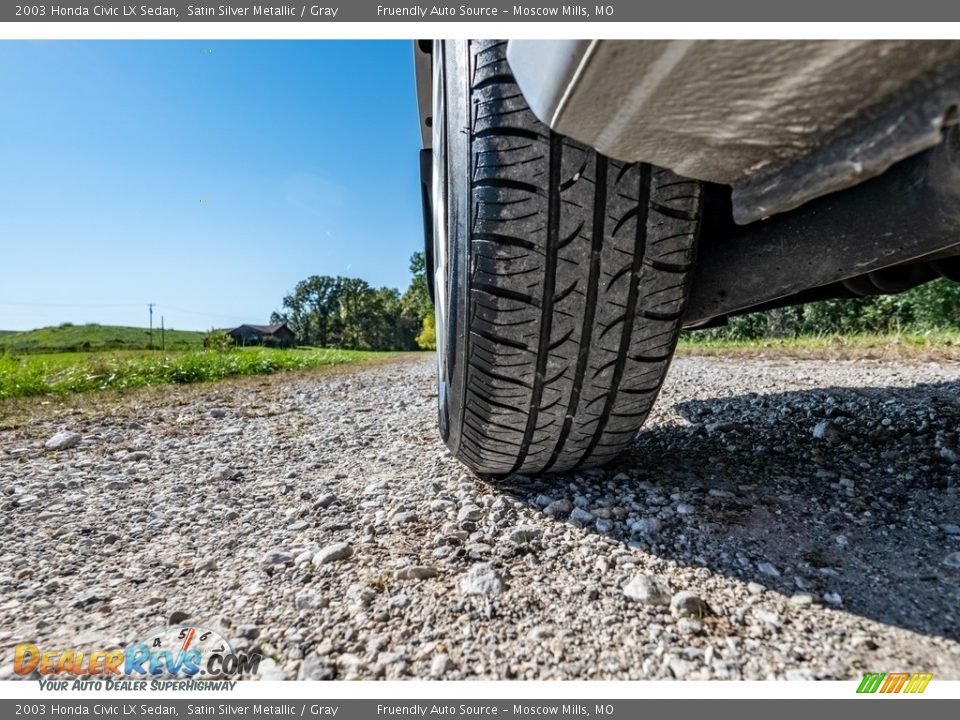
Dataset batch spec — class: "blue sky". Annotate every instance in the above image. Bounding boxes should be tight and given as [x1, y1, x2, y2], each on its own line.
[0, 41, 423, 331]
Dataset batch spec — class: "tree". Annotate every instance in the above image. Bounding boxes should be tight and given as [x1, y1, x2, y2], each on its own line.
[416, 312, 437, 350]
[690, 277, 960, 342]
[401, 251, 432, 324]
[271, 275, 342, 347]
[335, 277, 374, 349]
[272, 251, 435, 351]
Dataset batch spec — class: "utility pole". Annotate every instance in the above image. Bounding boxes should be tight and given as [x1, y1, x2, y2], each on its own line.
[148, 303, 155, 349]
[161, 316, 165, 351]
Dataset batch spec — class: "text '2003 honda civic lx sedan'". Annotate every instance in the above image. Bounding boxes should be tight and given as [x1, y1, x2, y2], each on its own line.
[414, 39, 960, 475]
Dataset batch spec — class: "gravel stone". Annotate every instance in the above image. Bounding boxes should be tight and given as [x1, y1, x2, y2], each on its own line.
[670, 591, 710, 618]
[508, 525, 543, 544]
[260, 550, 293, 572]
[757, 562, 781, 577]
[595, 519, 614, 533]
[812, 420, 844, 443]
[390, 511, 418, 526]
[194, 558, 217, 574]
[630, 517, 662, 535]
[623, 574, 671, 606]
[543, 499, 573, 517]
[677, 618, 703, 636]
[207, 466, 239, 482]
[315, 492, 338, 509]
[430, 654, 452, 677]
[396, 566, 439, 580]
[295, 593, 321, 610]
[313, 543, 353, 565]
[459, 563, 504, 596]
[297, 657, 335, 680]
[569, 507, 594, 524]
[169, 611, 190, 625]
[237, 624, 259, 640]
[44, 431, 81, 451]
[458, 505, 483, 523]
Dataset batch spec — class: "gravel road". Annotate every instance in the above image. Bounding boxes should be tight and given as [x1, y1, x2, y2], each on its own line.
[2, 353, 960, 681]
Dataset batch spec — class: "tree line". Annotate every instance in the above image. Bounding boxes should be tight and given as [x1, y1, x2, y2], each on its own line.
[275, 253, 959, 350]
[270, 252, 435, 351]
[691, 278, 960, 341]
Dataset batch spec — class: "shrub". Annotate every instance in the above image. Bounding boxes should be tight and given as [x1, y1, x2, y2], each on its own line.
[688, 278, 960, 342]
[416, 313, 436, 350]
[203, 330, 234, 352]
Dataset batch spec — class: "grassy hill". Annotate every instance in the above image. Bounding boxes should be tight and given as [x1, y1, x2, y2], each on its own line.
[0, 323, 206, 353]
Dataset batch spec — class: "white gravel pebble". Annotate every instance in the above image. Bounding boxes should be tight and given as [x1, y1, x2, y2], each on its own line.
[459, 563, 504, 596]
[508, 525, 543, 544]
[206, 466, 238, 482]
[458, 505, 482, 523]
[313, 543, 353, 565]
[623, 574, 671, 606]
[396, 566, 439, 580]
[430, 654, 451, 677]
[44, 431, 81, 451]
[260, 550, 293, 572]
[670, 591, 710, 618]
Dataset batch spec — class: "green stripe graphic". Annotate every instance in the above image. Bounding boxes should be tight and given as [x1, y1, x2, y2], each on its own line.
[857, 673, 886, 693]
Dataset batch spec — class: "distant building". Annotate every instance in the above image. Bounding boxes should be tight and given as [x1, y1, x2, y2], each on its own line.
[223, 323, 296, 348]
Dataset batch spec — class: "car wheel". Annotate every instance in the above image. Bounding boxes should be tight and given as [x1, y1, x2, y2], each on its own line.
[432, 39, 702, 475]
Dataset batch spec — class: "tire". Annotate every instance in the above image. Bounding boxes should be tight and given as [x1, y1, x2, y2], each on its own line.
[432, 40, 702, 475]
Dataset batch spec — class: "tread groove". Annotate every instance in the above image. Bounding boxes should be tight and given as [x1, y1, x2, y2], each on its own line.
[544, 156, 607, 470]
[510, 131, 562, 473]
[578, 163, 651, 465]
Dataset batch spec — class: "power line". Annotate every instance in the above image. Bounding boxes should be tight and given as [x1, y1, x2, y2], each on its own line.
[0, 301, 251, 322]
[158, 306, 253, 323]
[0, 301, 145, 308]
[0, 300, 258, 329]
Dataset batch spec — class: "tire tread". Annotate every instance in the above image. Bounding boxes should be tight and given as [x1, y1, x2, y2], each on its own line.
[454, 39, 701, 474]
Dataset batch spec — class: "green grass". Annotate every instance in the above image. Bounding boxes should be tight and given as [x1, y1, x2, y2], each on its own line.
[0, 347, 389, 399]
[0, 323, 206, 353]
[677, 330, 960, 357]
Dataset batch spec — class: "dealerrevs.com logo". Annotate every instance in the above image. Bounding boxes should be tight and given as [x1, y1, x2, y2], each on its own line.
[15, 625, 261, 691]
[857, 673, 934, 694]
